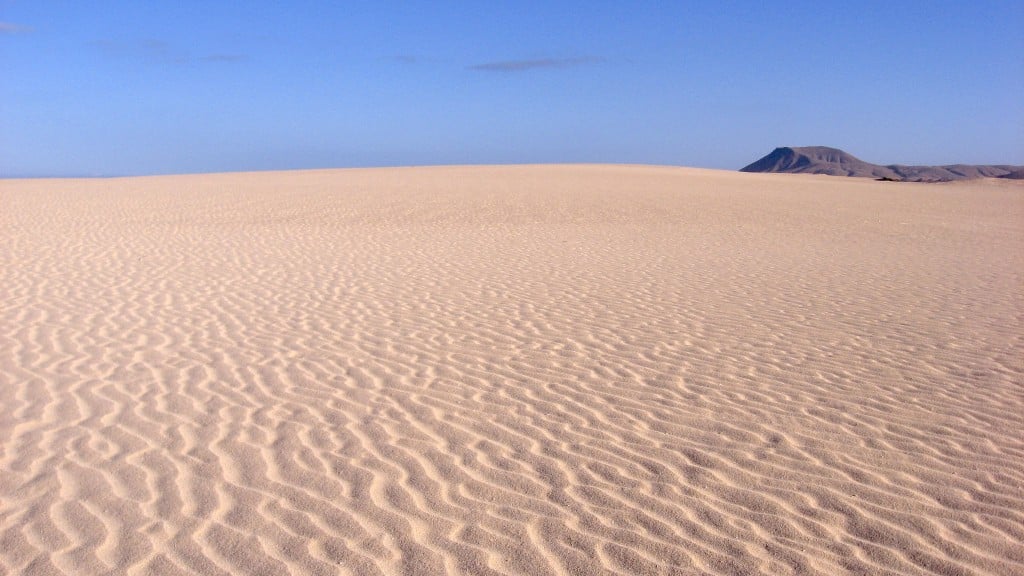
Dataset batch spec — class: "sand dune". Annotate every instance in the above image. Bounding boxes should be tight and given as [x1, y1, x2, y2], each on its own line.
[1, 165, 1022, 575]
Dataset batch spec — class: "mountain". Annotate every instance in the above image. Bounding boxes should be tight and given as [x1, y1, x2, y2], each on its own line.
[740, 147, 1022, 182]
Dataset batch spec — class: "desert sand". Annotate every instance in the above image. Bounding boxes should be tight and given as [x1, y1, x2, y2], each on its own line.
[1, 165, 1022, 575]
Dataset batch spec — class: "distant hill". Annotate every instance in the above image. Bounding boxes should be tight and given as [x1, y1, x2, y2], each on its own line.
[740, 147, 1022, 182]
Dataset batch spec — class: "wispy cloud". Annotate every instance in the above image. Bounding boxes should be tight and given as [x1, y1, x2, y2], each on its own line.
[469, 56, 603, 72]
[391, 55, 448, 66]
[0, 22, 34, 34]
[89, 38, 179, 62]
[88, 39, 247, 65]
[200, 54, 248, 63]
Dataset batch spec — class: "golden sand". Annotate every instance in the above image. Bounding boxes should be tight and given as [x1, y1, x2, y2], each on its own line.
[2, 166, 1022, 575]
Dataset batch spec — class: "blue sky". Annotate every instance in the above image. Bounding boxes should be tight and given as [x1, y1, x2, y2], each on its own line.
[2, 1, 1022, 176]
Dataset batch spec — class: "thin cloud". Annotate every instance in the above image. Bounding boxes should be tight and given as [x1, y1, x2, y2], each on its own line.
[89, 39, 247, 65]
[0, 22, 34, 34]
[391, 55, 448, 65]
[200, 54, 248, 63]
[89, 38, 178, 61]
[469, 56, 603, 72]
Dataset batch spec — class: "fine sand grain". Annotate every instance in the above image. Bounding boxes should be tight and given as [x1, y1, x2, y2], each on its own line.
[1, 165, 1022, 575]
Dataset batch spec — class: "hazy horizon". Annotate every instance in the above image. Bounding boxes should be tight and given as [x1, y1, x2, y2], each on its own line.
[2, 1, 1022, 177]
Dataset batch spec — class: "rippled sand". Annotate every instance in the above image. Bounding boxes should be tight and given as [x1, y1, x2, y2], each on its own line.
[2, 165, 1022, 575]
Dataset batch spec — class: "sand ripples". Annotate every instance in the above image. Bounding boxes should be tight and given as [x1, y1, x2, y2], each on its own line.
[2, 167, 1022, 575]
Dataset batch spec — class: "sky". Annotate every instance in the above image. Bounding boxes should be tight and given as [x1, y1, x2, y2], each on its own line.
[2, 1, 1022, 177]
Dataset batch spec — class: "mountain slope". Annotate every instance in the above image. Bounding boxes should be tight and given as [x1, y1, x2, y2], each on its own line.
[741, 147, 1021, 181]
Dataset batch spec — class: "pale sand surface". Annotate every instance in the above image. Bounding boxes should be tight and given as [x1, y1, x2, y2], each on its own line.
[1, 165, 1022, 575]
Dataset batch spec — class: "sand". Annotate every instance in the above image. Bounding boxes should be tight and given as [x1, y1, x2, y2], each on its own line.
[1, 165, 1022, 575]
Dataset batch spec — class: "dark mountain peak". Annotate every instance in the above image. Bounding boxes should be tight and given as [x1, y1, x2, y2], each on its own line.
[741, 147, 1022, 181]
[741, 146, 895, 178]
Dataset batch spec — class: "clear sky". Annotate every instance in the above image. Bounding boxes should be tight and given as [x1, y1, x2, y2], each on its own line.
[2, 1, 1022, 176]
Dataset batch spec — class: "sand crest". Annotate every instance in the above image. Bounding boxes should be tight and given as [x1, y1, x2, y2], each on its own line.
[2, 166, 1022, 575]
